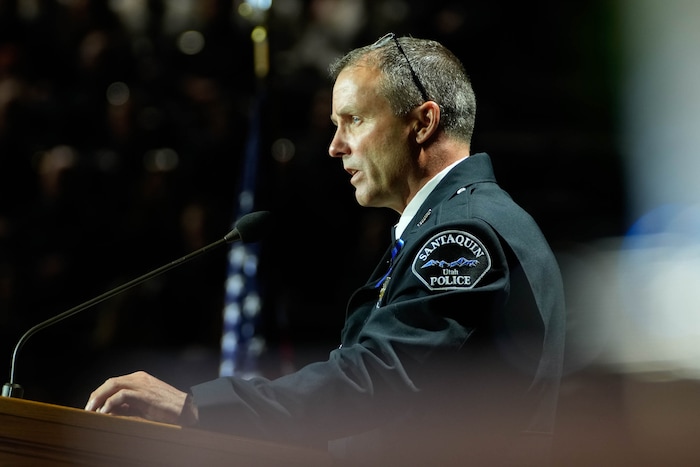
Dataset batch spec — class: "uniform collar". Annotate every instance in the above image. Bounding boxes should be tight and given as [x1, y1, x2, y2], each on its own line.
[394, 156, 468, 239]
[396, 153, 497, 240]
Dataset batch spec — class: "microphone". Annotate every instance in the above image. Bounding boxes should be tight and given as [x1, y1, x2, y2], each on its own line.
[2, 210, 272, 398]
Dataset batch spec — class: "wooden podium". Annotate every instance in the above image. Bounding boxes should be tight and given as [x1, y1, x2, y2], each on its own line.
[0, 397, 332, 466]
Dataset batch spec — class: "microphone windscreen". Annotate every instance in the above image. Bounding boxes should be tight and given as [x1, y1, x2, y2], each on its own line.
[233, 211, 272, 243]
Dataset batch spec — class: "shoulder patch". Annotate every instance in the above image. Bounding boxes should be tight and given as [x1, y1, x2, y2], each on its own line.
[412, 229, 492, 290]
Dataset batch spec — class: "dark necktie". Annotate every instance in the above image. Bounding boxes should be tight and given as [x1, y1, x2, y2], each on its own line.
[375, 232, 404, 307]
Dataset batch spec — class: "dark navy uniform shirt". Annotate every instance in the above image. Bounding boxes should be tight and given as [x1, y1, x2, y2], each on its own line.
[191, 153, 566, 466]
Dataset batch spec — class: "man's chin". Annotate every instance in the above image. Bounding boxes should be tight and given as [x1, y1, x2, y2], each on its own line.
[353, 190, 367, 206]
[355, 198, 385, 210]
[353, 189, 387, 209]
[354, 193, 373, 207]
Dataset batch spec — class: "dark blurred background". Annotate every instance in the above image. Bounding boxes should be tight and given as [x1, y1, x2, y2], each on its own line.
[8, 2, 700, 465]
[0, 0, 623, 403]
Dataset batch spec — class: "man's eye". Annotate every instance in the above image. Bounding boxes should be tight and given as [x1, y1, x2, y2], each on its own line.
[352, 116, 361, 124]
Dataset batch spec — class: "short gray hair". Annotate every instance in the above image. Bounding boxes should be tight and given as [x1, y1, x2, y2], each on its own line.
[329, 34, 477, 143]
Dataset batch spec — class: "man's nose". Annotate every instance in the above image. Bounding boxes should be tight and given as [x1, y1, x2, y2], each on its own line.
[328, 131, 348, 158]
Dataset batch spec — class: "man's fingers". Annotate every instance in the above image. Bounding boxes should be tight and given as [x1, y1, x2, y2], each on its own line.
[98, 388, 132, 414]
[84, 371, 188, 425]
[85, 374, 140, 413]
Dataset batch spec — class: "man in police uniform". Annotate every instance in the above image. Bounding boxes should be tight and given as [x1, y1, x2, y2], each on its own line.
[86, 34, 566, 466]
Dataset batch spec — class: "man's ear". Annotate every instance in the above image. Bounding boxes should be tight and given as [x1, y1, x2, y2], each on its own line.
[414, 101, 441, 144]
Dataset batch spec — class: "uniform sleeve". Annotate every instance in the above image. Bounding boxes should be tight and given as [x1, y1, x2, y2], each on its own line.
[191, 219, 514, 445]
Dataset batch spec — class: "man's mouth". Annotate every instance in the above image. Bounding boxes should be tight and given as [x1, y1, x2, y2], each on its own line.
[345, 168, 359, 183]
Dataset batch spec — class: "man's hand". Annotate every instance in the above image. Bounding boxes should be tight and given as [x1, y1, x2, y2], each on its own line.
[84, 371, 198, 426]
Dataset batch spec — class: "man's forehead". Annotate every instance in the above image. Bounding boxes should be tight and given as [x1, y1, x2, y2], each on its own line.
[332, 65, 382, 104]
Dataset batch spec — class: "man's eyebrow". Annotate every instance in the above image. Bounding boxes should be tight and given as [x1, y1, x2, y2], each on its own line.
[330, 106, 352, 124]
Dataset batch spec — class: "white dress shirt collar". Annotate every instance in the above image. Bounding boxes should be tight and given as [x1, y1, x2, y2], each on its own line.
[394, 157, 468, 240]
